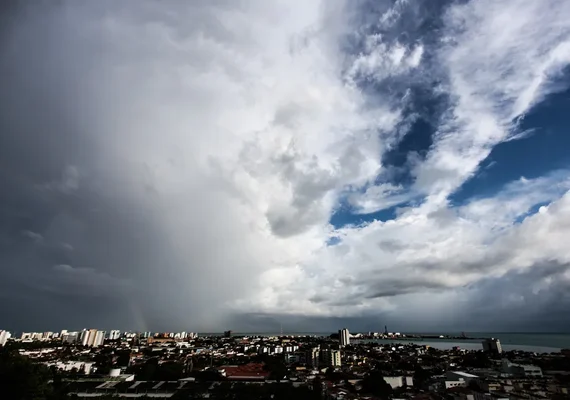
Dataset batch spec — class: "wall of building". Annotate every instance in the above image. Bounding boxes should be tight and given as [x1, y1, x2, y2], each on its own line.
[383, 376, 404, 389]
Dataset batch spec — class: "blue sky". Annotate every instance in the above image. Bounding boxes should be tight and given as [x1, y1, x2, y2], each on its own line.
[454, 86, 570, 201]
[331, 85, 570, 229]
[1, 0, 570, 332]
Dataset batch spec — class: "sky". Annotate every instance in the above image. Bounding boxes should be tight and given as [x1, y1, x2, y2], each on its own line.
[1, 0, 570, 333]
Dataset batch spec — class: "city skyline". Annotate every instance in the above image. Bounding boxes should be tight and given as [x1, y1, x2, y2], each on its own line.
[2, 0, 570, 332]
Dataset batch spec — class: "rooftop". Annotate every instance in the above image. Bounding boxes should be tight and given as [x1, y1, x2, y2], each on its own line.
[450, 371, 479, 378]
[218, 363, 270, 380]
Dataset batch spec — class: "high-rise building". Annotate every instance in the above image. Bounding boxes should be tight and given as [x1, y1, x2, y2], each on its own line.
[80, 330, 90, 346]
[482, 338, 502, 354]
[63, 333, 78, 344]
[306, 347, 320, 368]
[93, 331, 105, 347]
[339, 328, 350, 347]
[109, 330, 121, 340]
[0, 330, 11, 346]
[86, 329, 98, 347]
[321, 349, 342, 367]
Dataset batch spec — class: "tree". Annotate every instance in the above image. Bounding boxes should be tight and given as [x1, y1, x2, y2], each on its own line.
[262, 357, 288, 382]
[0, 349, 57, 400]
[462, 351, 491, 368]
[413, 366, 430, 389]
[362, 370, 393, 399]
[468, 379, 483, 391]
[93, 353, 113, 375]
[115, 350, 131, 367]
[312, 376, 324, 400]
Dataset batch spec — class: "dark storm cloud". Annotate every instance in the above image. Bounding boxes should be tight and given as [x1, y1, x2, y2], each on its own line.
[364, 278, 447, 299]
[1, 0, 570, 335]
[0, 1, 242, 332]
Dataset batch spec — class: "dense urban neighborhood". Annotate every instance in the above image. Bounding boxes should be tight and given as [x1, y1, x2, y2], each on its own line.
[1, 328, 570, 399]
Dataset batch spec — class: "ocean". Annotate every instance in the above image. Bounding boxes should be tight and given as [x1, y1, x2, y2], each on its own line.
[199, 332, 570, 353]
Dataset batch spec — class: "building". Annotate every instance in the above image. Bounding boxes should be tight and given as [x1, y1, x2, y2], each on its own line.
[80, 330, 90, 346]
[93, 330, 105, 347]
[79, 329, 88, 345]
[63, 333, 78, 344]
[501, 359, 542, 377]
[285, 353, 303, 364]
[482, 338, 502, 354]
[86, 329, 98, 347]
[321, 349, 341, 367]
[306, 347, 320, 368]
[445, 371, 479, 389]
[383, 376, 413, 389]
[45, 361, 94, 375]
[0, 330, 11, 346]
[109, 330, 121, 340]
[339, 328, 350, 347]
[446, 371, 479, 382]
[217, 363, 269, 381]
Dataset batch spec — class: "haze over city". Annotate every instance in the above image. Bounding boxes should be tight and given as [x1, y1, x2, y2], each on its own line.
[2, 0, 570, 334]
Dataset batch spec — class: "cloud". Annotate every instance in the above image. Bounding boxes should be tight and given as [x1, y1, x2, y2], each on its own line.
[347, 38, 424, 83]
[39, 166, 80, 194]
[0, 0, 569, 332]
[347, 183, 412, 214]
[413, 0, 570, 200]
[50, 264, 131, 296]
[239, 172, 570, 321]
[0, 0, 393, 330]
[21, 230, 43, 243]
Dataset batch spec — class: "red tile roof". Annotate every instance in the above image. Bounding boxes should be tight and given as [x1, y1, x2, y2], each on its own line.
[219, 363, 269, 380]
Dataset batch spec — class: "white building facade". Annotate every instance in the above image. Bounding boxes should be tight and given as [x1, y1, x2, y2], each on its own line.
[109, 330, 121, 340]
[0, 330, 11, 346]
[93, 331, 105, 347]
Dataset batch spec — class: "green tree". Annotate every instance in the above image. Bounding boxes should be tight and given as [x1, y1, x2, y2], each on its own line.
[93, 353, 113, 375]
